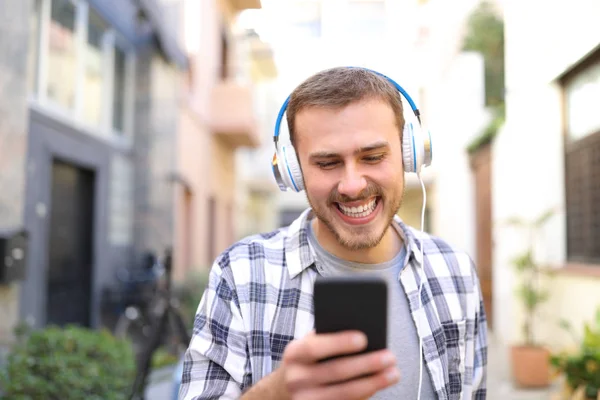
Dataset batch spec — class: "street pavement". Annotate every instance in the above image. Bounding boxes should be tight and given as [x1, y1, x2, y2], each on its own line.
[146, 378, 175, 400]
[145, 334, 561, 400]
[487, 334, 559, 400]
[146, 365, 178, 400]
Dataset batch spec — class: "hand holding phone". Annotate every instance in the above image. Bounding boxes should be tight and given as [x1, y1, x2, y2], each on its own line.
[276, 275, 398, 400]
[279, 330, 400, 400]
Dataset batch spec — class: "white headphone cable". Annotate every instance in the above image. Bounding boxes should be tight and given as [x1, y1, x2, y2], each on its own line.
[416, 172, 427, 400]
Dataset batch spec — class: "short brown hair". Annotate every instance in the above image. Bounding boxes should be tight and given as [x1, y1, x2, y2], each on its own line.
[286, 67, 405, 147]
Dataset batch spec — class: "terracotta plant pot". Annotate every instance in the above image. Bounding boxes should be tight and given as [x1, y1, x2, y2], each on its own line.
[510, 345, 551, 388]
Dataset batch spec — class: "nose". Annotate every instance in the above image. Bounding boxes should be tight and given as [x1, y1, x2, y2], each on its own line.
[338, 165, 367, 199]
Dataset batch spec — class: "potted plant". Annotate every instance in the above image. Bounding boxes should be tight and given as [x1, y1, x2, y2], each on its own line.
[506, 208, 556, 388]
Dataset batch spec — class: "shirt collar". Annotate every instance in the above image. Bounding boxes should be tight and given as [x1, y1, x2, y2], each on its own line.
[284, 208, 424, 279]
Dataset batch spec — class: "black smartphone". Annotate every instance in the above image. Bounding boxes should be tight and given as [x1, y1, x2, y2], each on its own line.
[313, 275, 388, 359]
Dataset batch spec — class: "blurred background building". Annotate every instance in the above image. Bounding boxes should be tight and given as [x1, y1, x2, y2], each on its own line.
[0, 0, 188, 340]
[0, 0, 276, 341]
[493, 0, 600, 349]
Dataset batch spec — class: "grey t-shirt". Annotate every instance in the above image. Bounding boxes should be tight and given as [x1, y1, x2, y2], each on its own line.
[308, 223, 437, 399]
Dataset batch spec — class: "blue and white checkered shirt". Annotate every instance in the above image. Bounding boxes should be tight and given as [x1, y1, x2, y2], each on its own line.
[179, 208, 488, 400]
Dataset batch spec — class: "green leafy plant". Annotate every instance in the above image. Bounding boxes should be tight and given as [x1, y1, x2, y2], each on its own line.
[462, 0, 505, 109]
[462, 0, 505, 154]
[0, 324, 135, 400]
[551, 308, 600, 399]
[506, 208, 556, 347]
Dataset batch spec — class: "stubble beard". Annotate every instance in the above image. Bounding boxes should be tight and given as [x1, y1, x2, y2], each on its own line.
[306, 182, 405, 251]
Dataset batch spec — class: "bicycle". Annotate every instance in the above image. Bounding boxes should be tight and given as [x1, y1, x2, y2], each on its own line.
[114, 248, 191, 400]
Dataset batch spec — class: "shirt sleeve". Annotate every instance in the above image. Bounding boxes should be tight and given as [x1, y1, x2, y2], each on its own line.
[178, 260, 250, 400]
[470, 262, 488, 400]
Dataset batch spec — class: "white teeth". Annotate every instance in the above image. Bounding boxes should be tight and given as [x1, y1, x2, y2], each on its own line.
[338, 199, 377, 218]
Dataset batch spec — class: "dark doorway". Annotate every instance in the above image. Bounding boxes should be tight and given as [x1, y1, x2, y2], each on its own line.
[46, 159, 95, 327]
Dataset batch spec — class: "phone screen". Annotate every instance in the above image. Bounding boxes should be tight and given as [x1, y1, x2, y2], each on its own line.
[313, 275, 388, 357]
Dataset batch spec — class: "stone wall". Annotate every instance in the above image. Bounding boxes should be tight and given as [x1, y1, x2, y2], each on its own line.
[0, 0, 32, 344]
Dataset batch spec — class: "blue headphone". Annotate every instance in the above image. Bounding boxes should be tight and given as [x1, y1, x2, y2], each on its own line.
[271, 67, 433, 192]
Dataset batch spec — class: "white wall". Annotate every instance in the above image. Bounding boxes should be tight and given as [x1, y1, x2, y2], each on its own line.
[406, 0, 494, 257]
[427, 52, 488, 259]
[494, 0, 600, 346]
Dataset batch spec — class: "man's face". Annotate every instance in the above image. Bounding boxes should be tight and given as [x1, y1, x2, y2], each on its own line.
[295, 98, 405, 250]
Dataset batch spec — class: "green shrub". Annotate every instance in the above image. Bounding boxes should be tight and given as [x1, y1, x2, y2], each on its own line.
[551, 308, 600, 399]
[0, 324, 135, 400]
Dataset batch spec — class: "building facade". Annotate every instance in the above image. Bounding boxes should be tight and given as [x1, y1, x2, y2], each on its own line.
[0, 0, 187, 341]
[171, 0, 276, 278]
[493, 0, 600, 348]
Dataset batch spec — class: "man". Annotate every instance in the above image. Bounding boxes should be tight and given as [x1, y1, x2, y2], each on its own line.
[179, 67, 488, 400]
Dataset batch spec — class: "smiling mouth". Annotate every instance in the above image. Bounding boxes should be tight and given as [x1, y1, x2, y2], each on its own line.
[336, 197, 379, 218]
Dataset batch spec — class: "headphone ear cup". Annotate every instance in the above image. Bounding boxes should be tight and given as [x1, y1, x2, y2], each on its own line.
[403, 122, 417, 173]
[403, 122, 426, 174]
[277, 144, 304, 192]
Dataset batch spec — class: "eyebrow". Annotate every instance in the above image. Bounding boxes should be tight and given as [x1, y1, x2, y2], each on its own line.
[308, 141, 390, 160]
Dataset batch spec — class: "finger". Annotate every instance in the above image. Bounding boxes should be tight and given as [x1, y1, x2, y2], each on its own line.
[284, 331, 368, 364]
[311, 349, 396, 385]
[286, 349, 396, 390]
[296, 365, 401, 400]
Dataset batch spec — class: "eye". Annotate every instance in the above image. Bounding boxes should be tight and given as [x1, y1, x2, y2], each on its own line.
[316, 161, 340, 169]
[363, 154, 385, 163]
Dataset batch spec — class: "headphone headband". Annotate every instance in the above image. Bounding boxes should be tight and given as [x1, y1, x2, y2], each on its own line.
[273, 67, 420, 143]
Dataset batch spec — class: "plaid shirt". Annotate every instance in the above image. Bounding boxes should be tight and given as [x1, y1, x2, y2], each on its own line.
[179, 208, 488, 400]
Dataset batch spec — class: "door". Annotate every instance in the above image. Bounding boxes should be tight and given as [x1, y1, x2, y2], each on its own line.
[182, 187, 193, 274]
[470, 144, 494, 330]
[46, 160, 95, 327]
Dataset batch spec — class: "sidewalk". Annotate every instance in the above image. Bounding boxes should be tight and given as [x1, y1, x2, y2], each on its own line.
[145, 365, 177, 400]
[487, 334, 559, 400]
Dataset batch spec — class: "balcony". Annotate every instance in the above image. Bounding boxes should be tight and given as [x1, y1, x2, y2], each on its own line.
[209, 80, 260, 148]
[227, 0, 261, 12]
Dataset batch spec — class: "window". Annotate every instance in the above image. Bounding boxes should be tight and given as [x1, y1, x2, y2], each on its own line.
[47, 0, 77, 110]
[28, 0, 135, 139]
[84, 8, 109, 126]
[28, 0, 42, 94]
[562, 52, 600, 264]
[565, 62, 600, 142]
